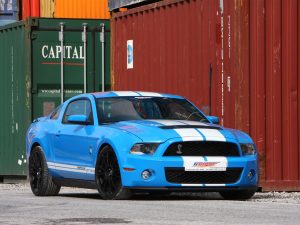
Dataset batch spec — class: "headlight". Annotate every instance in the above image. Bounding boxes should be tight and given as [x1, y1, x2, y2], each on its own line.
[130, 143, 159, 155]
[240, 143, 256, 155]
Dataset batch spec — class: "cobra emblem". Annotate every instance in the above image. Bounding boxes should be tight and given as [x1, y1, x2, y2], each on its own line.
[176, 144, 183, 155]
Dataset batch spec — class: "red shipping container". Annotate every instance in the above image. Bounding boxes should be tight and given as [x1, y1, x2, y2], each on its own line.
[111, 0, 300, 191]
[22, 0, 40, 19]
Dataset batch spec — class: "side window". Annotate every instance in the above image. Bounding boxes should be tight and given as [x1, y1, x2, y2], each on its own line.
[50, 105, 62, 120]
[62, 99, 93, 124]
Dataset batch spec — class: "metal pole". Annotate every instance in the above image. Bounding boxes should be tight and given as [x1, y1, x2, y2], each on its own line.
[100, 23, 105, 92]
[59, 23, 64, 104]
[82, 23, 87, 93]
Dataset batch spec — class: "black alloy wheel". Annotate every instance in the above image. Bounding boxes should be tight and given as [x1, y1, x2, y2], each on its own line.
[29, 146, 61, 196]
[96, 146, 131, 200]
[29, 149, 43, 192]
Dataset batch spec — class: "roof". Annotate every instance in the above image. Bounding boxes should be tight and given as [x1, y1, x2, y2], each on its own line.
[92, 91, 184, 99]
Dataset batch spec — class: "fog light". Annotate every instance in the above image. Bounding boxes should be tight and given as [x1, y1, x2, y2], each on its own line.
[247, 170, 255, 179]
[141, 170, 153, 180]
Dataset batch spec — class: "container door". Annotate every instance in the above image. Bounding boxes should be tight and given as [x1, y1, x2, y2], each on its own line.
[31, 26, 100, 119]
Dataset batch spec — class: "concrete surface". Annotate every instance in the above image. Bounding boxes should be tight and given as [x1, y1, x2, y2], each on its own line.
[0, 184, 300, 225]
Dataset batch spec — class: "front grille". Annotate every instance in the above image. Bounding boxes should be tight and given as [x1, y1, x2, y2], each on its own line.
[165, 168, 243, 184]
[163, 141, 240, 157]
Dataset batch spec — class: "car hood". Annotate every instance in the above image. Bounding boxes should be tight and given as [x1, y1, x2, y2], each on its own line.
[108, 120, 252, 143]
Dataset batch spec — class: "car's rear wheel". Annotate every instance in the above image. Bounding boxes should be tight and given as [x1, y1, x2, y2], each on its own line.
[29, 146, 61, 196]
[219, 189, 256, 200]
[95, 146, 131, 200]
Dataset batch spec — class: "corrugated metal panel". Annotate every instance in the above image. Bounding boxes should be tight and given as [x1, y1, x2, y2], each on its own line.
[0, 18, 110, 177]
[249, 0, 266, 184]
[54, 0, 110, 19]
[0, 21, 29, 176]
[112, 0, 213, 114]
[40, 0, 54, 18]
[112, 0, 300, 191]
[22, 0, 40, 19]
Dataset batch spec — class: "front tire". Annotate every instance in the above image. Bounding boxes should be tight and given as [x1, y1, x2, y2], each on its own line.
[95, 146, 131, 200]
[219, 189, 256, 200]
[29, 146, 61, 196]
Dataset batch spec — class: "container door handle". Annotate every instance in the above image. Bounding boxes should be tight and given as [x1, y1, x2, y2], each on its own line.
[82, 23, 87, 93]
[59, 23, 64, 104]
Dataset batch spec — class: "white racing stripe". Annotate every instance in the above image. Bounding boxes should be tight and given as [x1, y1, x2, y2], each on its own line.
[180, 121, 209, 126]
[137, 92, 162, 97]
[174, 128, 203, 141]
[198, 129, 226, 141]
[47, 162, 95, 174]
[151, 120, 186, 126]
[113, 91, 140, 96]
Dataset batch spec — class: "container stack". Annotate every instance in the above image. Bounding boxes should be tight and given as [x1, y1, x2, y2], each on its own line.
[0, 1, 111, 180]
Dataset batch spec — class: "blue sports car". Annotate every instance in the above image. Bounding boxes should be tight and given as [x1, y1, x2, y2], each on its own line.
[26, 91, 258, 200]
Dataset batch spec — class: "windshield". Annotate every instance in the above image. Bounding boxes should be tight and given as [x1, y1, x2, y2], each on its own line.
[96, 97, 208, 124]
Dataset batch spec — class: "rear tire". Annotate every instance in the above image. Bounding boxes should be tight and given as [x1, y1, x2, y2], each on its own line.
[95, 146, 132, 200]
[219, 189, 256, 200]
[29, 146, 61, 196]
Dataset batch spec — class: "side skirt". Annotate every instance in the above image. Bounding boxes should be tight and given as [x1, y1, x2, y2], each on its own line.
[53, 178, 97, 189]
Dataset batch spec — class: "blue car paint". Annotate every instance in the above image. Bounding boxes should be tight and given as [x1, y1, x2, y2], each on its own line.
[26, 91, 259, 190]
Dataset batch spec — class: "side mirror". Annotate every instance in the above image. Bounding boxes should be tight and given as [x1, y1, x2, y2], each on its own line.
[207, 116, 220, 125]
[67, 115, 89, 125]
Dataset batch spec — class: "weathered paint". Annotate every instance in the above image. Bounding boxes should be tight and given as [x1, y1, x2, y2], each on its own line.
[0, 18, 110, 177]
[111, 0, 300, 190]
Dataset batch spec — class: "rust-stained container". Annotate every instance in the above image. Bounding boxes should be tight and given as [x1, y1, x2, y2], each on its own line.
[111, 0, 300, 191]
[22, 0, 40, 19]
[54, 0, 110, 19]
[40, 0, 54, 17]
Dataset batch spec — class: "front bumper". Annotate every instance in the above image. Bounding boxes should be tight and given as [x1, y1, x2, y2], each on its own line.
[121, 154, 258, 189]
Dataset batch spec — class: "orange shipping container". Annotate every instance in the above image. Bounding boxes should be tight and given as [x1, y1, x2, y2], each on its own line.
[54, 0, 110, 19]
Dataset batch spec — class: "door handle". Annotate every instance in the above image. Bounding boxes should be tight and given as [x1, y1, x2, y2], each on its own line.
[55, 130, 61, 137]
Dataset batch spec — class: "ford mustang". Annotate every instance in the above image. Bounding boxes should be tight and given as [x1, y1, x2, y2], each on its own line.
[26, 91, 258, 200]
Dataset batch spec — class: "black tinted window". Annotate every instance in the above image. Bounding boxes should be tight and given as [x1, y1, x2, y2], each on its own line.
[63, 99, 93, 124]
[96, 97, 208, 124]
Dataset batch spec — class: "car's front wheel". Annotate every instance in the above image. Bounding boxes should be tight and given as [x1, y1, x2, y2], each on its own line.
[29, 146, 61, 196]
[95, 146, 132, 200]
[219, 189, 256, 200]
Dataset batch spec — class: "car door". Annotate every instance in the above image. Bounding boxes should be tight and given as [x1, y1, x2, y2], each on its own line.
[53, 98, 95, 180]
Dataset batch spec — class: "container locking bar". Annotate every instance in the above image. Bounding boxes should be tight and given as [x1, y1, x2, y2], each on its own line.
[82, 23, 87, 93]
[100, 23, 105, 92]
[59, 23, 64, 104]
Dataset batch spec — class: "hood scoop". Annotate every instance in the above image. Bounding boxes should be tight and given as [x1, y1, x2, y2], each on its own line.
[159, 125, 223, 130]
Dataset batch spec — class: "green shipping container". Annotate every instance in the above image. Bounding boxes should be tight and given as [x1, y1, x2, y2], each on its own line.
[0, 18, 110, 178]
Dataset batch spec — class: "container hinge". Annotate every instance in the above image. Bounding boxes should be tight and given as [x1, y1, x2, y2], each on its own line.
[31, 32, 38, 40]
